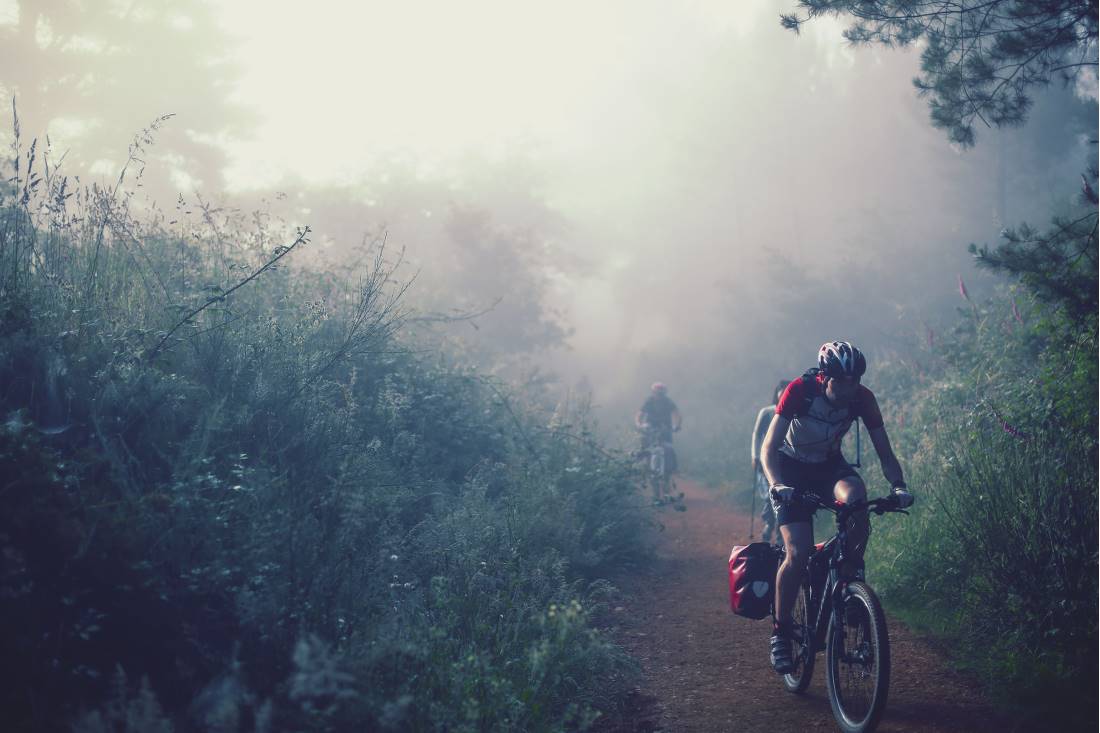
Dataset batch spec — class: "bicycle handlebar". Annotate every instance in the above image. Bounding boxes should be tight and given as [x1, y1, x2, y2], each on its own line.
[770, 489, 909, 518]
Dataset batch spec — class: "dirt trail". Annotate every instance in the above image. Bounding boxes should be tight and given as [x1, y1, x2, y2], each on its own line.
[606, 477, 1009, 733]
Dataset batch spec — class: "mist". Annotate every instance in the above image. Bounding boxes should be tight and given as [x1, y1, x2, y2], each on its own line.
[2, 2, 1097, 729]
[2, 0, 1094, 457]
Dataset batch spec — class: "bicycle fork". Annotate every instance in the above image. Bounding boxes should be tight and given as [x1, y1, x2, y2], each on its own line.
[807, 560, 856, 654]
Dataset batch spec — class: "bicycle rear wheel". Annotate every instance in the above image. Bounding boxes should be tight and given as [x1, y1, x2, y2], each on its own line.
[825, 581, 890, 733]
[782, 580, 816, 693]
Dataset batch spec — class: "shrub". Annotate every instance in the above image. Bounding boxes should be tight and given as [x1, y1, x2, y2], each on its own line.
[867, 287, 1097, 730]
[0, 132, 647, 731]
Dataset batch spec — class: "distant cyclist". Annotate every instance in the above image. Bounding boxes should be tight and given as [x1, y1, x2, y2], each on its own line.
[635, 383, 682, 491]
[760, 341, 913, 675]
[751, 380, 789, 545]
[636, 382, 682, 445]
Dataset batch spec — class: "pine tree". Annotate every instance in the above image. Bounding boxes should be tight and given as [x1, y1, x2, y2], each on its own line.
[781, 1, 1099, 147]
[970, 170, 1098, 326]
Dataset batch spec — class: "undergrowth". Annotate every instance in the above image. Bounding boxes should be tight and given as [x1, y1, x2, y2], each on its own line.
[867, 285, 1098, 731]
[0, 125, 650, 731]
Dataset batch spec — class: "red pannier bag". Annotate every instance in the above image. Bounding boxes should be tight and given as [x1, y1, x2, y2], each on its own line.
[728, 542, 778, 620]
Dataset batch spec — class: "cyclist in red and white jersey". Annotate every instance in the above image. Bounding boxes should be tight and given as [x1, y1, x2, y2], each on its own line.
[760, 341, 914, 674]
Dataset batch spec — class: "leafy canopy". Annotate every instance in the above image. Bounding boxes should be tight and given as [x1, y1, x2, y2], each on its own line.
[782, 1, 1099, 146]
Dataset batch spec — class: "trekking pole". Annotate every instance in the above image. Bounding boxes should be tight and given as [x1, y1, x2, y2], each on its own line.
[749, 465, 757, 539]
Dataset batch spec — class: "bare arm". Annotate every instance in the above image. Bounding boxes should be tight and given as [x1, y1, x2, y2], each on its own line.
[671, 407, 682, 431]
[867, 425, 905, 488]
[760, 412, 791, 489]
[634, 410, 646, 429]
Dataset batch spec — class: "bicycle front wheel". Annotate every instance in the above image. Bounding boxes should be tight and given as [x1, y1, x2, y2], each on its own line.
[825, 581, 890, 733]
[782, 580, 816, 694]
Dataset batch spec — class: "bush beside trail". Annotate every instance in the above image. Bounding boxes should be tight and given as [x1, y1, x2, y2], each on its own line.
[865, 266, 1097, 726]
[0, 147, 650, 731]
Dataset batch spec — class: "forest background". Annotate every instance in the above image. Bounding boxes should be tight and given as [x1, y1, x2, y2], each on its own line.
[1, 1, 1096, 731]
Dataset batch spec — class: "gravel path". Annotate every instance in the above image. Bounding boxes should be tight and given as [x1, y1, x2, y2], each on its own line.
[603, 477, 1012, 733]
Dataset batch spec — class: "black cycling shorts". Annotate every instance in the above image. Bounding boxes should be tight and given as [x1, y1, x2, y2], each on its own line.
[772, 452, 861, 527]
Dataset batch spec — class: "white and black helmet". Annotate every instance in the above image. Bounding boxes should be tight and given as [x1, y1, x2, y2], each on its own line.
[817, 341, 866, 379]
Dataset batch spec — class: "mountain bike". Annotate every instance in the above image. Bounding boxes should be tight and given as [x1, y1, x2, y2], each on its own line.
[638, 425, 681, 507]
[775, 493, 908, 733]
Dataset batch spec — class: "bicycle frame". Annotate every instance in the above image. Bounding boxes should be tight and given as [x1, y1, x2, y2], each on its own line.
[791, 495, 907, 653]
[774, 491, 908, 732]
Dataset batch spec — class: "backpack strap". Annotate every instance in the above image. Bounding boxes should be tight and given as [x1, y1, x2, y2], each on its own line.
[806, 366, 864, 465]
[798, 368, 819, 417]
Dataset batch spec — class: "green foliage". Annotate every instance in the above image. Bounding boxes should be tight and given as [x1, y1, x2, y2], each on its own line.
[866, 284, 1097, 729]
[969, 177, 1098, 328]
[781, 1, 1099, 146]
[72, 668, 176, 733]
[0, 141, 648, 731]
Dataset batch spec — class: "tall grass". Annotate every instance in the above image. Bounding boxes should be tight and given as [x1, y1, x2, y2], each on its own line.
[0, 126, 650, 731]
[866, 290, 1098, 730]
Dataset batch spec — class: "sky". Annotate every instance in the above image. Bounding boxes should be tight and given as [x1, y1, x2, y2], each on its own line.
[217, 1, 809, 189]
[215, 1, 985, 336]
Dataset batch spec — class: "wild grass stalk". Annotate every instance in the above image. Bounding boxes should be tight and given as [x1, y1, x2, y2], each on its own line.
[867, 289, 1097, 730]
[0, 127, 648, 732]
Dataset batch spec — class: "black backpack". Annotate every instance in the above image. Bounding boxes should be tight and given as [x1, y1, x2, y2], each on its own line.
[793, 367, 821, 417]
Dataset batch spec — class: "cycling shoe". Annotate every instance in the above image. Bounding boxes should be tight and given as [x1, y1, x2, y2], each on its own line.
[770, 633, 794, 675]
